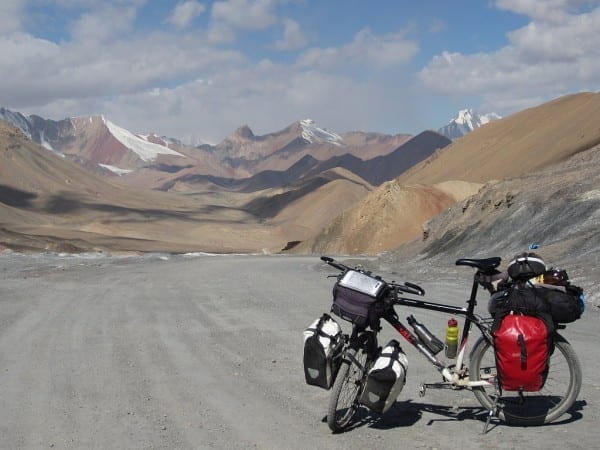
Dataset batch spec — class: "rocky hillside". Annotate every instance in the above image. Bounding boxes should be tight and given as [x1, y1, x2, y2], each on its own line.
[379, 144, 600, 305]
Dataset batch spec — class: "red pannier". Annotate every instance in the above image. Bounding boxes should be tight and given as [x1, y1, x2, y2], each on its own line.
[493, 312, 551, 392]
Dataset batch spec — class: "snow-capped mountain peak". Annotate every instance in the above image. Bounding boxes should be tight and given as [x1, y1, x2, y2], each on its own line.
[299, 118, 343, 146]
[438, 109, 502, 140]
[104, 120, 184, 162]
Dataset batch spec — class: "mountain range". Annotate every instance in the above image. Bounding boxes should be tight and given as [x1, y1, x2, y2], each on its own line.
[1, 105, 499, 189]
[1, 93, 598, 260]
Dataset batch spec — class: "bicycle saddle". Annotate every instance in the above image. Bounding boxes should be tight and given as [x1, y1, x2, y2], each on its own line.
[455, 257, 501, 273]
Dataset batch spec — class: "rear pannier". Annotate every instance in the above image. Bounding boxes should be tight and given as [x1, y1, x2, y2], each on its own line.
[493, 313, 551, 392]
[331, 270, 386, 327]
[303, 313, 343, 389]
[359, 339, 408, 414]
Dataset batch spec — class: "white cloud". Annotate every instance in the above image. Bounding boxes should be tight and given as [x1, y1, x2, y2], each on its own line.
[0, 0, 22, 34]
[419, 5, 600, 115]
[70, 5, 137, 42]
[207, 0, 279, 43]
[168, 1, 206, 29]
[30, 59, 414, 144]
[9, 1, 597, 147]
[495, 0, 597, 23]
[0, 27, 244, 108]
[297, 28, 418, 71]
[211, 0, 277, 30]
[274, 18, 307, 51]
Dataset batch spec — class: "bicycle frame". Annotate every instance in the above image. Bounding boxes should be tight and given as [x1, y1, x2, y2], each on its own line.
[382, 274, 493, 388]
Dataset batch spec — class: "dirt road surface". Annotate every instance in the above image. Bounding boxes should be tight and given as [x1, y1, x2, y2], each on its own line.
[1, 253, 598, 449]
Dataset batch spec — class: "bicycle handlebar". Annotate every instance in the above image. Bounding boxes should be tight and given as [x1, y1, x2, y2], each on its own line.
[320, 255, 425, 297]
[398, 281, 425, 297]
[320, 256, 348, 272]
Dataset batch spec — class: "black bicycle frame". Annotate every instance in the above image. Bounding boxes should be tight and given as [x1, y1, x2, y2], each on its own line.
[382, 275, 488, 370]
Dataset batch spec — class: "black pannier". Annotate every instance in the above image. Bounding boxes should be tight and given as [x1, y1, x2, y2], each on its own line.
[538, 284, 584, 323]
[331, 269, 386, 327]
[488, 284, 584, 324]
[303, 313, 343, 389]
[488, 285, 551, 317]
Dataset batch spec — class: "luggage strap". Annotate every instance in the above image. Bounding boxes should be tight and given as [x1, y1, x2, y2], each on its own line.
[377, 346, 407, 372]
[307, 314, 339, 340]
[518, 333, 527, 367]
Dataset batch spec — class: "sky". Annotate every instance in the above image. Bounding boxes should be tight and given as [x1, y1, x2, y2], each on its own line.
[1, 0, 599, 144]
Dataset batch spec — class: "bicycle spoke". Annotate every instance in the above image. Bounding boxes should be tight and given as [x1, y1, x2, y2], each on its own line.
[327, 345, 369, 432]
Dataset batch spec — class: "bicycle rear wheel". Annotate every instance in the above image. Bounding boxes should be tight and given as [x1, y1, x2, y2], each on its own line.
[470, 334, 582, 425]
[327, 345, 369, 432]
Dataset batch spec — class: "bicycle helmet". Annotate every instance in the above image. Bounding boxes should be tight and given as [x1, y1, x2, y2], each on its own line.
[507, 252, 546, 281]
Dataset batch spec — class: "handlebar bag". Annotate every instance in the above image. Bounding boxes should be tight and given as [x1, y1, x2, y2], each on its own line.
[303, 313, 344, 389]
[493, 312, 552, 392]
[360, 339, 408, 414]
[331, 270, 386, 327]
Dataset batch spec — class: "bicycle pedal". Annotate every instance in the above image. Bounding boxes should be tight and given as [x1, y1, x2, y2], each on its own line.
[419, 384, 426, 397]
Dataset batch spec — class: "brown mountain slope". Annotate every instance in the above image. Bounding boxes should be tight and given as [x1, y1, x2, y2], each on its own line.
[269, 168, 374, 242]
[294, 179, 481, 254]
[397, 92, 600, 185]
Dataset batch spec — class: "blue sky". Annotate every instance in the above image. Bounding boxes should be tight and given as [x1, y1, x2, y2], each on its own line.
[1, 1, 598, 144]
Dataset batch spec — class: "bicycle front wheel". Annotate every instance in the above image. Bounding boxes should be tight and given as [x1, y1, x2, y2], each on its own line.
[327, 345, 369, 432]
[470, 334, 582, 425]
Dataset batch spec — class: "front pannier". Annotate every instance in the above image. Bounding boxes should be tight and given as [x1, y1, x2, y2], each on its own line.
[359, 339, 408, 414]
[303, 313, 343, 389]
[331, 270, 386, 327]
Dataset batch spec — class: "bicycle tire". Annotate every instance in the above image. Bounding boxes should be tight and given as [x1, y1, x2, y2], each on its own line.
[327, 346, 369, 432]
[470, 334, 582, 425]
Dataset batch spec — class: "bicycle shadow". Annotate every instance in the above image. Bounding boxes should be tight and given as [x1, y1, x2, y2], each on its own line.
[323, 399, 586, 433]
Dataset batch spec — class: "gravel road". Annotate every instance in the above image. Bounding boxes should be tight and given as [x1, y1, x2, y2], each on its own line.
[0, 253, 598, 449]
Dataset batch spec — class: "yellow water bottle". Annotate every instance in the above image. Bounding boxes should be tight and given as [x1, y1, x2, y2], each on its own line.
[445, 318, 459, 359]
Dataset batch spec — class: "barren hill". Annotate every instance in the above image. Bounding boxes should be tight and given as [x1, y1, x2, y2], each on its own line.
[296, 180, 481, 254]
[398, 92, 600, 185]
